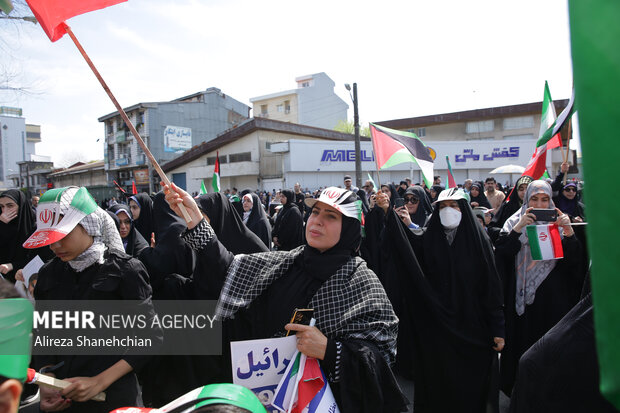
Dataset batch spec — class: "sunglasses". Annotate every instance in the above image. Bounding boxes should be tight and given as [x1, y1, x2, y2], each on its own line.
[404, 197, 419, 204]
[564, 187, 577, 192]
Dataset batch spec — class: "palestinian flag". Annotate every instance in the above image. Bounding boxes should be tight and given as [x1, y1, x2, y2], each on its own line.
[521, 87, 575, 180]
[445, 155, 457, 189]
[200, 180, 208, 195]
[570, 0, 620, 407]
[369, 123, 434, 188]
[526, 224, 563, 260]
[212, 152, 221, 193]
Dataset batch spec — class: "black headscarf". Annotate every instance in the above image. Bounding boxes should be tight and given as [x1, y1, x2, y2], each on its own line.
[468, 182, 492, 209]
[489, 176, 531, 229]
[430, 185, 445, 203]
[0, 190, 36, 281]
[380, 184, 399, 207]
[554, 183, 584, 218]
[244, 193, 272, 249]
[130, 193, 155, 242]
[197, 193, 268, 255]
[108, 203, 149, 258]
[404, 186, 432, 227]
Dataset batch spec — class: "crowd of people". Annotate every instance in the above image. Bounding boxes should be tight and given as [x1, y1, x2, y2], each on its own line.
[1, 159, 611, 413]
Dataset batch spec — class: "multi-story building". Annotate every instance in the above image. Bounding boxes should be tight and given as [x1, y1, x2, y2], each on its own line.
[250, 72, 348, 130]
[14, 158, 55, 196]
[47, 161, 115, 203]
[0, 106, 43, 190]
[98, 87, 250, 193]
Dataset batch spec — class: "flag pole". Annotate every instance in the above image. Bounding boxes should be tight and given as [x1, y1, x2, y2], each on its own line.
[563, 118, 573, 186]
[63, 24, 193, 224]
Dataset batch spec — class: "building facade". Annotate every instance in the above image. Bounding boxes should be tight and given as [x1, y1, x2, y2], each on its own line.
[98, 87, 250, 194]
[47, 161, 115, 202]
[0, 106, 42, 190]
[13, 159, 54, 196]
[250, 73, 348, 130]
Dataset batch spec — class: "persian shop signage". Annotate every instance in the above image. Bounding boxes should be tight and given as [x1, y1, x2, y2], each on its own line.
[164, 126, 192, 152]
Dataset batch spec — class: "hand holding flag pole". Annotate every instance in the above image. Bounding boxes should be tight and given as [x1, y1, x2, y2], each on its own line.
[62, 24, 192, 223]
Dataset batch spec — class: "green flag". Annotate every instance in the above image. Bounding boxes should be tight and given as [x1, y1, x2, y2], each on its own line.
[0, 0, 13, 13]
[570, 0, 620, 408]
[200, 180, 207, 195]
[212, 152, 221, 193]
[367, 173, 377, 192]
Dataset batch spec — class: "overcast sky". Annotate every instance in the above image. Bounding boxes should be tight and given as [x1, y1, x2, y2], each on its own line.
[2, 0, 574, 166]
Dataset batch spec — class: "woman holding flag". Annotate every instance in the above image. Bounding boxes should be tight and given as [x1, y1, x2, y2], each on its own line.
[495, 179, 584, 395]
[163, 182, 408, 413]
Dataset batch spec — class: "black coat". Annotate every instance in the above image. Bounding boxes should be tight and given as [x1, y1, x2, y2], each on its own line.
[272, 190, 304, 251]
[244, 193, 272, 249]
[33, 250, 159, 413]
[494, 230, 584, 395]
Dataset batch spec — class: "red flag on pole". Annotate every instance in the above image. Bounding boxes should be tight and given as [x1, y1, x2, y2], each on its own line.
[132, 181, 137, 195]
[25, 0, 127, 42]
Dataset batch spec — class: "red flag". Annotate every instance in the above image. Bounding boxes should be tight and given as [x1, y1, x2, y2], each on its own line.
[292, 358, 325, 413]
[132, 181, 137, 195]
[25, 0, 127, 42]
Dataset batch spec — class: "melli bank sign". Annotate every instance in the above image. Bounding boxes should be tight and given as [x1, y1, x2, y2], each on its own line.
[286, 139, 538, 172]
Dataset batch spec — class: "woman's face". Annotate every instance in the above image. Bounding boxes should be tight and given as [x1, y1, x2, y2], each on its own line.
[49, 224, 93, 262]
[404, 195, 419, 214]
[117, 211, 131, 239]
[528, 192, 551, 209]
[306, 202, 342, 253]
[280, 195, 287, 205]
[470, 186, 480, 197]
[380, 186, 391, 199]
[438, 200, 460, 211]
[0, 196, 18, 217]
[517, 184, 528, 201]
[242, 196, 253, 212]
[563, 186, 577, 200]
[129, 200, 141, 220]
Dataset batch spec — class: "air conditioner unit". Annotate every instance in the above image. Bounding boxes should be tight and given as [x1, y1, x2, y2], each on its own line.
[119, 171, 129, 179]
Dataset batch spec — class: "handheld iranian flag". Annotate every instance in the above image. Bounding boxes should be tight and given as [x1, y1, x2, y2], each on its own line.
[200, 180, 208, 195]
[369, 123, 434, 188]
[445, 155, 457, 189]
[526, 224, 564, 261]
[521, 85, 575, 180]
[212, 152, 221, 193]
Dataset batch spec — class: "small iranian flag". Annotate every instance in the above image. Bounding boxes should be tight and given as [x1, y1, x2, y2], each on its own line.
[212, 152, 221, 193]
[526, 224, 564, 261]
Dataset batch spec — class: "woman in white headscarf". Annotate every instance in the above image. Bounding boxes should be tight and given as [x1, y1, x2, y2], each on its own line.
[23, 186, 159, 413]
[494, 180, 584, 396]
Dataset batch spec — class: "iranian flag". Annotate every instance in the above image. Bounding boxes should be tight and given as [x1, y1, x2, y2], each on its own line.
[445, 155, 457, 189]
[212, 152, 221, 193]
[521, 85, 574, 180]
[526, 224, 564, 260]
[25, 0, 127, 42]
[369, 123, 434, 188]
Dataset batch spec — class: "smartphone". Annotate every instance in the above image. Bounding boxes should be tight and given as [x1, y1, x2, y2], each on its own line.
[531, 208, 557, 222]
[286, 308, 314, 336]
[394, 197, 405, 209]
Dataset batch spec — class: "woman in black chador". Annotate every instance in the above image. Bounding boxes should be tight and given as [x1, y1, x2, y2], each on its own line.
[377, 187, 505, 413]
[272, 189, 304, 251]
[241, 193, 272, 249]
[495, 180, 583, 395]
[108, 203, 149, 258]
[0, 189, 36, 282]
[129, 193, 155, 242]
[164, 183, 409, 413]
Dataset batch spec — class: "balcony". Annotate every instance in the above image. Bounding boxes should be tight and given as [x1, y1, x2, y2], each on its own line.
[115, 131, 126, 143]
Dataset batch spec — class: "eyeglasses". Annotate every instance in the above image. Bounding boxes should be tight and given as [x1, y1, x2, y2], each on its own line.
[564, 187, 577, 192]
[404, 197, 419, 204]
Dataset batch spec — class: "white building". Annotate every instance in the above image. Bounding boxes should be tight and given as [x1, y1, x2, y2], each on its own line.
[250, 73, 349, 130]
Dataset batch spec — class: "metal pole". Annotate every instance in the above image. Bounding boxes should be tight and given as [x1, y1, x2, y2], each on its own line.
[353, 83, 362, 189]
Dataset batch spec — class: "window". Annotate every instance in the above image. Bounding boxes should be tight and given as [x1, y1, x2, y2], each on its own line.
[503, 116, 534, 130]
[284, 100, 291, 114]
[417, 128, 426, 137]
[207, 155, 228, 165]
[107, 122, 113, 134]
[228, 152, 251, 163]
[466, 120, 494, 134]
[301, 82, 310, 88]
[277, 104, 284, 113]
[260, 105, 268, 116]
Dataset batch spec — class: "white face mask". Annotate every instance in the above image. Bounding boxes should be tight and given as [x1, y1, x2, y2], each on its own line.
[439, 207, 462, 229]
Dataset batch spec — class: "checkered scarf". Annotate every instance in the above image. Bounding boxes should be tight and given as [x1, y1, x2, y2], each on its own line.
[185, 219, 398, 364]
[58, 188, 124, 272]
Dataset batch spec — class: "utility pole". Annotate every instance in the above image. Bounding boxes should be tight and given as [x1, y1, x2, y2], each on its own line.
[353, 83, 361, 188]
